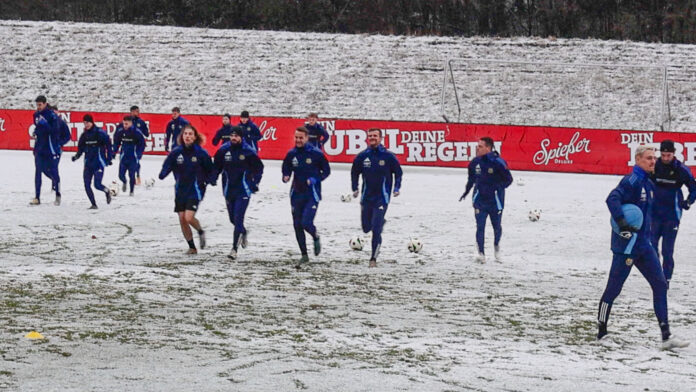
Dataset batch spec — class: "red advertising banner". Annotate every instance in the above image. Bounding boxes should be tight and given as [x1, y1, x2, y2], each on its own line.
[2, 108, 695, 176]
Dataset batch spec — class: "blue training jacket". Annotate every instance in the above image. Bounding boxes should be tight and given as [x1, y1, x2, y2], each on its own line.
[281, 144, 331, 202]
[652, 158, 696, 222]
[56, 117, 72, 147]
[74, 125, 113, 169]
[212, 124, 234, 146]
[238, 120, 262, 151]
[159, 143, 216, 202]
[164, 116, 190, 150]
[213, 141, 264, 199]
[607, 165, 655, 255]
[113, 125, 146, 165]
[304, 122, 329, 150]
[351, 144, 403, 205]
[464, 151, 513, 210]
[32, 107, 60, 157]
[132, 116, 149, 137]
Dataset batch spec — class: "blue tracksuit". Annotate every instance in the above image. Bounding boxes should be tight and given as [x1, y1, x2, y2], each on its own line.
[282, 144, 331, 255]
[305, 122, 329, 150]
[56, 117, 72, 146]
[238, 120, 262, 151]
[463, 151, 513, 254]
[213, 141, 264, 250]
[164, 116, 190, 151]
[132, 115, 149, 176]
[212, 124, 234, 146]
[74, 125, 113, 206]
[114, 126, 146, 193]
[351, 144, 403, 260]
[599, 165, 670, 339]
[159, 144, 216, 212]
[33, 108, 62, 199]
[651, 158, 696, 282]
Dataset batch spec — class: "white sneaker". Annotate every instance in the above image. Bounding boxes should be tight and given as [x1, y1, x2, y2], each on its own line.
[662, 335, 690, 350]
[54, 195, 61, 206]
[228, 248, 237, 260]
[494, 245, 502, 263]
[29, 198, 40, 206]
[475, 252, 486, 264]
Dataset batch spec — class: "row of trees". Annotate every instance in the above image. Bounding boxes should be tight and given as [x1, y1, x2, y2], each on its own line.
[3, 0, 696, 43]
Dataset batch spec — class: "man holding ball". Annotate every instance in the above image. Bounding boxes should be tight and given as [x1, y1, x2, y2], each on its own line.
[597, 145, 688, 350]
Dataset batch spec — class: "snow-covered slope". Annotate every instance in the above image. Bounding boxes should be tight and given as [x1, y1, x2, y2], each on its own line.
[2, 20, 696, 131]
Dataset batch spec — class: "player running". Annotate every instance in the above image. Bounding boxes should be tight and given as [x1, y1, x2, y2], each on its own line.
[213, 127, 264, 260]
[238, 111, 262, 152]
[164, 107, 190, 152]
[459, 137, 513, 263]
[282, 126, 331, 267]
[597, 145, 689, 350]
[650, 140, 696, 289]
[212, 113, 234, 146]
[304, 112, 329, 150]
[30, 95, 63, 206]
[130, 105, 149, 185]
[159, 124, 216, 255]
[350, 128, 403, 268]
[113, 116, 146, 196]
[71, 114, 113, 209]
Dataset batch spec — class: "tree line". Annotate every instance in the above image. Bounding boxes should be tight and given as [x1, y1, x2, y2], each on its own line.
[2, 0, 696, 43]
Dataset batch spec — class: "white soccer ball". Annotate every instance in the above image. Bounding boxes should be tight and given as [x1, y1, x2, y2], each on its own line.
[109, 181, 119, 197]
[340, 193, 352, 202]
[145, 178, 155, 189]
[528, 209, 542, 222]
[516, 177, 525, 186]
[349, 236, 363, 251]
[407, 238, 423, 253]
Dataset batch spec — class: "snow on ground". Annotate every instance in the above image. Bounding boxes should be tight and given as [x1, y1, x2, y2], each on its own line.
[3, 20, 696, 131]
[1, 150, 695, 391]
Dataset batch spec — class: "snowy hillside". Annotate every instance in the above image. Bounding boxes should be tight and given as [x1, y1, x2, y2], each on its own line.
[3, 20, 696, 131]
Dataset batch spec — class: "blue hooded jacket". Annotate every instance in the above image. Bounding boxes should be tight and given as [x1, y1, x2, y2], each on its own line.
[213, 141, 264, 199]
[304, 122, 329, 150]
[607, 165, 655, 255]
[32, 107, 60, 157]
[464, 151, 513, 210]
[164, 116, 190, 150]
[351, 144, 403, 205]
[651, 158, 696, 222]
[74, 125, 113, 169]
[113, 125, 146, 165]
[159, 143, 216, 201]
[281, 144, 331, 202]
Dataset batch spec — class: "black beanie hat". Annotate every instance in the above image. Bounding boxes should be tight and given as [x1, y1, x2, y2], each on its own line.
[240, 110, 249, 118]
[660, 140, 676, 153]
[230, 126, 243, 137]
[223, 113, 232, 119]
[83, 114, 94, 123]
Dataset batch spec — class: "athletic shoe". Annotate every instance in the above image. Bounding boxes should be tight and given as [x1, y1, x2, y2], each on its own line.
[313, 236, 321, 256]
[369, 258, 377, 268]
[228, 248, 237, 260]
[475, 252, 486, 264]
[105, 190, 112, 205]
[129, 192, 134, 197]
[122, 182, 127, 192]
[295, 254, 309, 269]
[88, 205, 98, 210]
[597, 322, 608, 340]
[661, 335, 690, 350]
[29, 198, 40, 206]
[54, 195, 61, 206]
[198, 231, 206, 249]
[240, 232, 248, 249]
[186, 248, 197, 255]
[494, 245, 502, 263]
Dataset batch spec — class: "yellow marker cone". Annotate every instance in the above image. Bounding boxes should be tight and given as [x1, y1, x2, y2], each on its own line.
[25, 331, 45, 340]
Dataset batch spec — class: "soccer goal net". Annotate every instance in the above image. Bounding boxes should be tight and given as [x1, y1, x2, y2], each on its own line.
[440, 59, 670, 131]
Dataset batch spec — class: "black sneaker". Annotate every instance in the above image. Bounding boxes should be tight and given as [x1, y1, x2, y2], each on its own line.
[105, 190, 112, 204]
[88, 205, 98, 210]
[597, 322, 608, 340]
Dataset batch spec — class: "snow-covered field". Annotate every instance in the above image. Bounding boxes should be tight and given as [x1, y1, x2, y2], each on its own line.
[1, 150, 695, 391]
[3, 20, 696, 131]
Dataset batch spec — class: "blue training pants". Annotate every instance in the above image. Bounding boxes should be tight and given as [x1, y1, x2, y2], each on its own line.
[475, 205, 502, 254]
[34, 153, 61, 199]
[651, 218, 680, 282]
[291, 194, 318, 255]
[226, 194, 250, 250]
[83, 166, 108, 206]
[361, 201, 387, 260]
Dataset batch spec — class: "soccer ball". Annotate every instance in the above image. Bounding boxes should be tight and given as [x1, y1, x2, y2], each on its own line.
[349, 236, 363, 251]
[407, 238, 423, 253]
[109, 181, 119, 197]
[145, 178, 156, 189]
[528, 209, 542, 222]
[516, 177, 525, 186]
[340, 193, 352, 202]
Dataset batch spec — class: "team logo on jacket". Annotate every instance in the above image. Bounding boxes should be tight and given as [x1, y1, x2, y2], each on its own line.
[306, 158, 312, 164]
[475, 164, 481, 175]
[239, 154, 245, 160]
[192, 157, 198, 163]
[176, 155, 184, 164]
[224, 151, 232, 162]
[292, 157, 299, 167]
[640, 188, 647, 201]
[363, 158, 371, 168]
[379, 160, 385, 166]
[246, 126, 251, 131]
[625, 258, 633, 266]
[488, 168, 494, 174]
[171, 124, 175, 130]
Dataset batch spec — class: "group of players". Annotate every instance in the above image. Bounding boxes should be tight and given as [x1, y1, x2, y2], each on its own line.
[29, 95, 696, 348]
[30, 95, 401, 268]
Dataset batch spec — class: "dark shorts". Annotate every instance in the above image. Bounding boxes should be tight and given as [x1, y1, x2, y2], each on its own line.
[174, 198, 199, 213]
